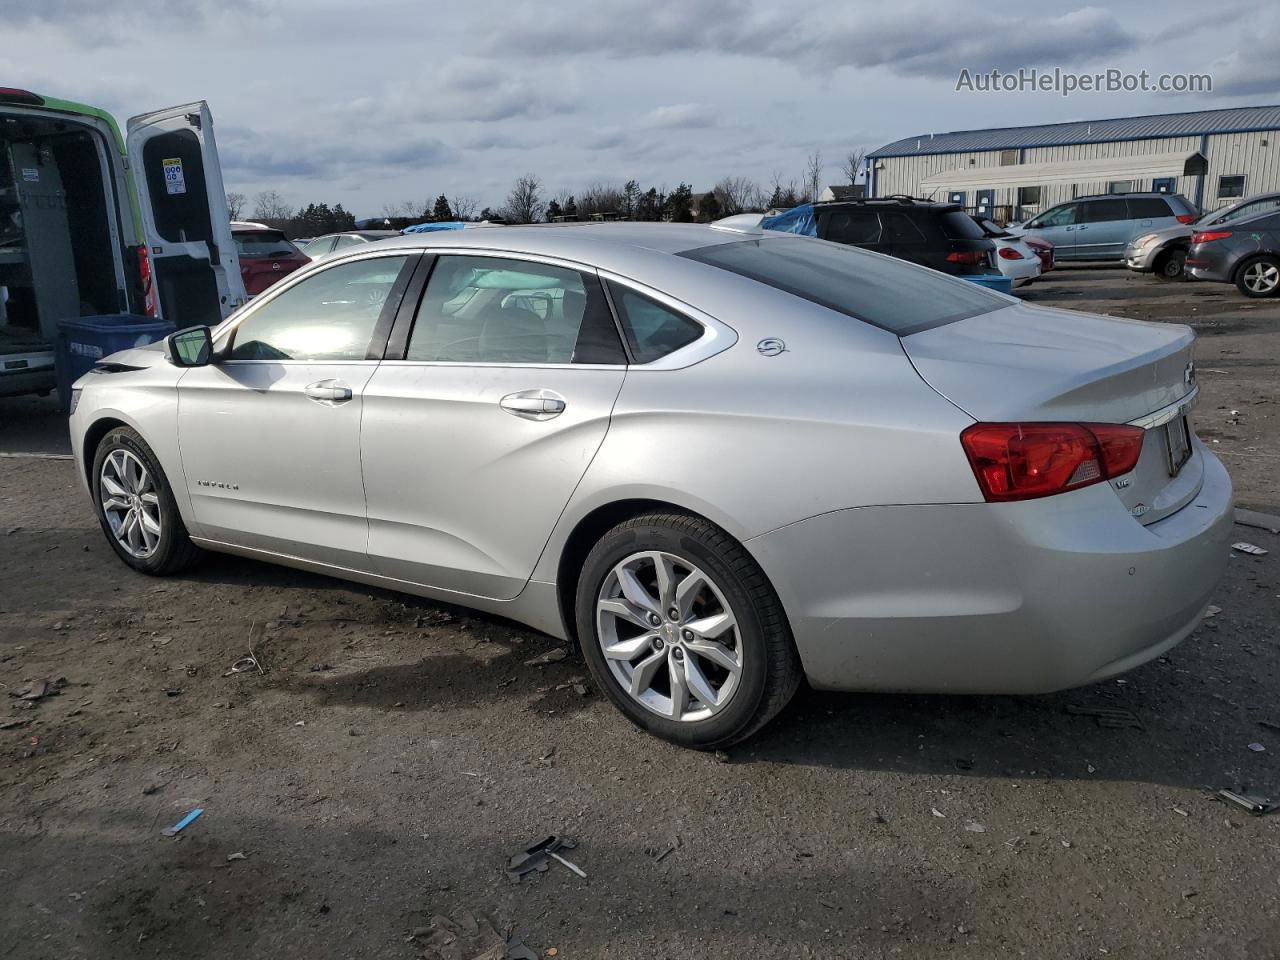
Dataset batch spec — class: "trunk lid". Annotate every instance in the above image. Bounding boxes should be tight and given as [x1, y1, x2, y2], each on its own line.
[904, 302, 1201, 523]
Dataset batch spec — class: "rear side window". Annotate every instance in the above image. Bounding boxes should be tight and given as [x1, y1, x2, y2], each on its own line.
[605, 284, 703, 363]
[880, 212, 928, 243]
[406, 255, 625, 364]
[939, 211, 987, 240]
[234, 231, 300, 258]
[1080, 198, 1128, 223]
[333, 235, 365, 249]
[820, 209, 882, 244]
[1127, 197, 1172, 218]
[680, 237, 1007, 336]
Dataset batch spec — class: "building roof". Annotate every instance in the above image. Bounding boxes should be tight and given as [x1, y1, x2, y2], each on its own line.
[869, 104, 1280, 158]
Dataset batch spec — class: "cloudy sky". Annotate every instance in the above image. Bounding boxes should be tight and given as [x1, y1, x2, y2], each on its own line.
[7, 0, 1276, 216]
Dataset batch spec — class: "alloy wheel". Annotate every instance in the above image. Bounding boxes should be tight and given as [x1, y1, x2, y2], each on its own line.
[595, 550, 742, 722]
[99, 449, 162, 559]
[1243, 260, 1280, 294]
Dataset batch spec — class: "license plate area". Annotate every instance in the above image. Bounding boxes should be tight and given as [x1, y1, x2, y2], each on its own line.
[1164, 415, 1191, 477]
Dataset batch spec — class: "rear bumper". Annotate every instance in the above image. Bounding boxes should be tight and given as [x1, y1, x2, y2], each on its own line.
[748, 443, 1233, 694]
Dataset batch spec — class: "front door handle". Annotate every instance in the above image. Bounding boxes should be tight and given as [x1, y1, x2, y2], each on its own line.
[304, 380, 353, 404]
[500, 389, 566, 421]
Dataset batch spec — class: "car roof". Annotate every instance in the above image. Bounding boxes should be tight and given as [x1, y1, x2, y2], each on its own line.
[1066, 192, 1178, 201]
[230, 221, 277, 232]
[815, 197, 962, 213]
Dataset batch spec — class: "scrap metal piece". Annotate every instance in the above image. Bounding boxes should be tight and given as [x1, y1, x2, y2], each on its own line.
[1217, 789, 1278, 816]
[506, 836, 584, 881]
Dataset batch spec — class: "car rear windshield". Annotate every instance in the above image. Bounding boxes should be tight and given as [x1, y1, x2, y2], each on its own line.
[680, 237, 1008, 336]
[234, 231, 299, 258]
[939, 211, 988, 240]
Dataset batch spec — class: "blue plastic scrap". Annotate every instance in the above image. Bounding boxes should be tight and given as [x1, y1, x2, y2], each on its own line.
[761, 203, 817, 236]
[401, 221, 468, 234]
[162, 808, 204, 837]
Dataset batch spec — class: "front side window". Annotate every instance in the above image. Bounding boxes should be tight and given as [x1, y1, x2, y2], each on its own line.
[405, 255, 624, 364]
[228, 255, 410, 361]
[234, 230, 301, 259]
[1218, 175, 1246, 199]
[605, 284, 703, 364]
[1030, 203, 1077, 228]
[680, 236, 1006, 337]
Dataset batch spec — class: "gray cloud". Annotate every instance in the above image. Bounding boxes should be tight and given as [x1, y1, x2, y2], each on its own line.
[641, 103, 718, 129]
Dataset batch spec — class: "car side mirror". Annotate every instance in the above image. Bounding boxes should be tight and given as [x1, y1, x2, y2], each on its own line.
[167, 325, 214, 367]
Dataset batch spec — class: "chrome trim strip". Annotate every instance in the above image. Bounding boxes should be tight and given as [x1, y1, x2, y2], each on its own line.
[1128, 385, 1199, 430]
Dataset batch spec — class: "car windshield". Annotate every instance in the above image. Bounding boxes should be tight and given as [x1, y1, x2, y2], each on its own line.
[234, 231, 300, 259]
[681, 236, 1008, 336]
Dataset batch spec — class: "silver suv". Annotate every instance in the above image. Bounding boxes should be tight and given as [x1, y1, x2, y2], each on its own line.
[1125, 192, 1280, 280]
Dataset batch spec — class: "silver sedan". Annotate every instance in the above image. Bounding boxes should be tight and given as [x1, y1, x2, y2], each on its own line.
[69, 222, 1232, 748]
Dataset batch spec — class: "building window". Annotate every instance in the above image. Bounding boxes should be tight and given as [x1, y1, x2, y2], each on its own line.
[1017, 185, 1042, 206]
[1107, 180, 1136, 194]
[1151, 177, 1176, 194]
[1000, 150, 1017, 166]
[1218, 175, 1246, 198]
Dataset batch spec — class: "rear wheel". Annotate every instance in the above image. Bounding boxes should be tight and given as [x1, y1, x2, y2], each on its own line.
[575, 512, 801, 749]
[1154, 248, 1186, 281]
[1236, 256, 1280, 298]
[91, 427, 200, 575]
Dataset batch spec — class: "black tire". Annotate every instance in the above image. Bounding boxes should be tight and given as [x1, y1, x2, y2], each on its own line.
[1154, 248, 1186, 281]
[1234, 255, 1280, 298]
[575, 511, 801, 749]
[90, 426, 201, 575]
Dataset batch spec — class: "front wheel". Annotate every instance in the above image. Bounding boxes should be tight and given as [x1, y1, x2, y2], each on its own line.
[91, 426, 201, 575]
[1235, 255, 1280, 298]
[1154, 248, 1186, 281]
[575, 512, 801, 749]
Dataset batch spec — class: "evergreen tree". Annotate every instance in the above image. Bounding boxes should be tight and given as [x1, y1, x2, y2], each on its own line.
[431, 194, 453, 221]
[699, 191, 721, 222]
[666, 183, 694, 222]
[564, 196, 578, 219]
[545, 199, 563, 221]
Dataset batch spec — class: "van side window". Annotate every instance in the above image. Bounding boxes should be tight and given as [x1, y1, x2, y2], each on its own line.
[1081, 198, 1128, 223]
[1126, 197, 1172, 219]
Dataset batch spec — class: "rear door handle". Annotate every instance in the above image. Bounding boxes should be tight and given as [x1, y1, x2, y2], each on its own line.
[500, 389, 566, 421]
[304, 380, 353, 404]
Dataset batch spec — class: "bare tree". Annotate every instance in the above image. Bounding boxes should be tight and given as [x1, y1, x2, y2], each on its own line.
[225, 191, 247, 220]
[502, 174, 545, 225]
[381, 200, 420, 219]
[803, 150, 824, 204]
[578, 182, 624, 218]
[840, 148, 866, 186]
[713, 176, 764, 215]
[252, 190, 292, 221]
[450, 194, 479, 221]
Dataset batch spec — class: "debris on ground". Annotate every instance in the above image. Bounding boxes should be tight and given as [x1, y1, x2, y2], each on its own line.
[1247, 742, 1267, 752]
[1064, 703, 1144, 729]
[645, 835, 682, 862]
[1259, 720, 1280, 732]
[1204, 605, 1223, 618]
[931, 808, 946, 819]
[506, 836, 585, 881]
[409, 908, 538, 960]
[1234, 508, 1280, 534]
[10, 677, 67, 702]
[1231, 542, 1269, 556]
[226, 851, 247, 862]
[1216, 789, 1278, 816]
[964, 821, 986, 833]
[161, 807, 204, 837]
[0, 717, 32, 730]
[523, 648, 568, 667]
[224, 620, 267, 676]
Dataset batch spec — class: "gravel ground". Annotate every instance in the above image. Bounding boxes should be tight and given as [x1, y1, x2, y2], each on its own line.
[1, 266, 1278, 959]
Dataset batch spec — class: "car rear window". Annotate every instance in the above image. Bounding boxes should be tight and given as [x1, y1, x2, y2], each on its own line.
[680, 237, 1008, 336]
[1126, 197, 1173, 218]
[939, 211, 987, 240]
[234, 230, 300, 258]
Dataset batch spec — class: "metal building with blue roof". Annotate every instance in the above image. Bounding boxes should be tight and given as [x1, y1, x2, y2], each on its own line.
[866, 104, 1280, 221]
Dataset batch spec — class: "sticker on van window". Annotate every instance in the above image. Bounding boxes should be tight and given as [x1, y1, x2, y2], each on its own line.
[162, 158, 187, 195]
[21, 168, 39, 182]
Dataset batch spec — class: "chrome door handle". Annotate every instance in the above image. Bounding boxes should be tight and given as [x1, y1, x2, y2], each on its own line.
[304, 380, 353, 403]
[500, 390, 566, 421]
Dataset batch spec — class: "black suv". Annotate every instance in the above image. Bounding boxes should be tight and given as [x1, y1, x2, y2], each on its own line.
[813, 197, 998, 276]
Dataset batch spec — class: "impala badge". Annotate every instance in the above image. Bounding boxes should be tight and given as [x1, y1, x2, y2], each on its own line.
[197, 479, 239, 491]
[757, 337, 787, 357]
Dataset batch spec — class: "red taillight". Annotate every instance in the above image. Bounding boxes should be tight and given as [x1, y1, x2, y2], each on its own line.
[946, 250, 985, 265]
[1175, 214, 1196, 224]
[136, 245, 157, 318]
[1191, 230, 1232, 244]
[0, 87, 44, 106]
[998, 246, 1024, 260]
[960, 422, 1145, 502]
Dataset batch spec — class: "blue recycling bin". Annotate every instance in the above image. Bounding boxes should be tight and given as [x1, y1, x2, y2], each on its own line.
[960, 274, 1014, 295]
[55, 314, 174, 412]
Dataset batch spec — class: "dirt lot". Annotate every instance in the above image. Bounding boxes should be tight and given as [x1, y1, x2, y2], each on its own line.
[2, 266, 1278, 959]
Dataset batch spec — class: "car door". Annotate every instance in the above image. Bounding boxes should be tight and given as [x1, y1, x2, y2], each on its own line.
[1022, 202, 1080, 258]
[360, 252, 628, 600]
[126, 102, 247, 326]
[1074, 198, 1129, 258]
[176, 251, 417, 567]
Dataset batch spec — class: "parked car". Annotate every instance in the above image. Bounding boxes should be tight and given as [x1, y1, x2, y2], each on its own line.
[1124, 192, 1280, 281]
[972, 217, 1040, 287]
[299, 230, 401, 260]
[1186, 209, 1280, 297]
[1023, 235, 1055, 274]
[0, 88, 244, 397]
[1012, 193, 1198, 261]
[70, 222, 1230, 749]
[231, 221, 309, 296]
[808, 198, 998, 276]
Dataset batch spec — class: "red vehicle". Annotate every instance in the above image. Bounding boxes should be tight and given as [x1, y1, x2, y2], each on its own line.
[1023, 235, 1055, 273]
[231, 221, 309, 296]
